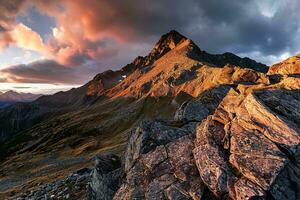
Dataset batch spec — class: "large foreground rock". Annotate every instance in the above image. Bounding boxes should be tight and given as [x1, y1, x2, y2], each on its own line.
[114, 120, 205, 200]
[193, 88, 300, 200]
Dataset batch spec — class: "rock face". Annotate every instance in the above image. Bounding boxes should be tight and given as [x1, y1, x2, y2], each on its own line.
[268, 54, 300, 75]
[88, 154, 123, 200]
[88, 86, 300, 200]
[114, 121, 204, 200]
[193, 88, 300, 199]
[174, 85, 231, 122]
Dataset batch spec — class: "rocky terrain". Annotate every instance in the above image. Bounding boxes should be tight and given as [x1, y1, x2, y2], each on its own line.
[268, 54, 300, 75]
[12, 168, 91, 199]
[0, 30, 299, 199]
[87, 87, 299, 200]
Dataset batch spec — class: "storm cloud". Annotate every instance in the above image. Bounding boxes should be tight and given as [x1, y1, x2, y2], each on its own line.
[1, 0, 300, 85]
[0, 59, 96, 84]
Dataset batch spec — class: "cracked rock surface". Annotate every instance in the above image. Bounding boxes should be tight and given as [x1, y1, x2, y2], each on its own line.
[114, 124, 204, 200]
[88, 87, 300, 200]
[193, 88, 300, 200]
[87, 154, 123, 200]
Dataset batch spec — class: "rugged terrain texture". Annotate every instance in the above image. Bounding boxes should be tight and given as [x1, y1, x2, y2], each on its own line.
[0, 30, 267, 144]
[88, 86, 300, 200]
[0, 30, 299, 199]
[268, 54, 300, 75]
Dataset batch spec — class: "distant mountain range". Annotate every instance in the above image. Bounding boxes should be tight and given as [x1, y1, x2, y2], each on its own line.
[0, 90, 42, 108]
[0, 30, 299, 199]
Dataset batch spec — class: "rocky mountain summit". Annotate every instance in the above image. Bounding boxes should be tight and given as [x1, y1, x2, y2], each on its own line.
[0, 30, 299, 199]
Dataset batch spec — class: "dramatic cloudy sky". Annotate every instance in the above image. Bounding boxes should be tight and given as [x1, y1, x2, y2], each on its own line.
[0, 0, 299, 93]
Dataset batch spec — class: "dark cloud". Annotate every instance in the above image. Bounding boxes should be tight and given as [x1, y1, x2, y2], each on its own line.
[188, 0, 298, 56]
[36, 0, 300, 65]
[125, 0, 299, 64]
[1, 59, 99, 84]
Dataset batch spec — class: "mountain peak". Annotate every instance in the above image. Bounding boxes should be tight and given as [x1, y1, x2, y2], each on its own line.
[153, 30, 188, 50]
[121, 30, 192, 71]
[139, 30, 193, 67]
[5, 90, 18, 95]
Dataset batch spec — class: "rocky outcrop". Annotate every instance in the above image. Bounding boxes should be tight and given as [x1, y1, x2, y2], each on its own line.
[268, 54, 300, 75]
[193, 88, 300, 200]
[87, 154, 123, 200]
[174, 85, 231, 122]
[114, 121, 204, 200]
[87, 86, 300, 200]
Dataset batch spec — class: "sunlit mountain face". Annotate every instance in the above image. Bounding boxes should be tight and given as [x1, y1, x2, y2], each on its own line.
[0, 1, 300, 200]
[1, 0, 300, 94]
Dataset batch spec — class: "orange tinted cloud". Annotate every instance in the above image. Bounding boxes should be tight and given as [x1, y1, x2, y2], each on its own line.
[0, 23, 46, 53]
[0, 0, 27, 50]
[11, 23, 46, 52]
[0, 32, 13, 51]
[30, 0, 139, 65]
[0, 0, 148, 66]
[0, 0, 157, 66]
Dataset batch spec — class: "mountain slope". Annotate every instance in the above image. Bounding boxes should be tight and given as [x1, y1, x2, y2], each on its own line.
[0, 30, 290, 199]
[268, 54, 300, 75]
[0, 31, 268, 144]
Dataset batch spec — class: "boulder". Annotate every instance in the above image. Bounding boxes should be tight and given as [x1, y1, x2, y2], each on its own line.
[193, 88, 300, 200]
[174, 85, 231, 122]
[114, 120, 205, 200]
[87, 153, 123, 200]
